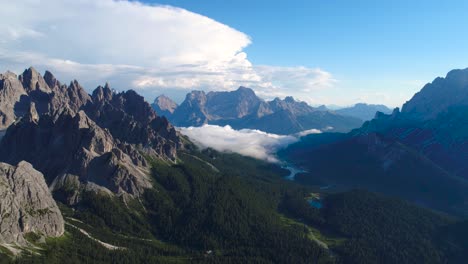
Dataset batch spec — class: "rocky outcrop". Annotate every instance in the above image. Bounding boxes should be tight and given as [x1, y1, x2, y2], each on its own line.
[0, 161, 64, 245]
[171, 90, 210, 127]
[268, 96, 314, 116]
[402, 68, 468, 120]
[0, 108, 152, 203]
[0, 67, 92, 129]
[205, 86, 265, 119]
[0, 71, 27, 129]
[0, 67, 181, 160]
[152, 94, 178, 117]
[85, 87, 180, 160]
[0, 67, 185, 204]
[18, 67, 52, 94]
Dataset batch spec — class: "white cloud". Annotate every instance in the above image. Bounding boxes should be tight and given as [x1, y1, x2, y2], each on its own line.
[179, 125, 320, 163]
[0, 0, 336, 103]
[255, 66, 337, 92]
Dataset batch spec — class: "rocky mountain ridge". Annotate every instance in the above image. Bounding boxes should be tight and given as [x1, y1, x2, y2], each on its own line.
[282, 67, 468, 216]
[402, 68, 468, 119]
[152, 86, 363, 134]
[335, 103, 392, 121]
[0, 67, 183, 203]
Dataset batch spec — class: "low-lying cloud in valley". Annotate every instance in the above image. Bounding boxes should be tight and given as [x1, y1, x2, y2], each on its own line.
[179, 125, 320, 163]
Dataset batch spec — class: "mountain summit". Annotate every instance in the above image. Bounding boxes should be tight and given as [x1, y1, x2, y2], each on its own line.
[282, 67, 468, 216]
[0, 67, 182, 205]
[153, 86, 363, 134]
[152, 95, 178, 117]
[402, 68, 468, 119]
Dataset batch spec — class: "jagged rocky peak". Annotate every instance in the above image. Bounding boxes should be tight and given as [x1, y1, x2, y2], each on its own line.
[168, 86, 362, 133]
[0, 109, 152, 203]
[92, 82, 114, 102]
[18, 66, 52, 93]
[43, 70, 60, 88]
[153, 94, 178, 115]
[186, 90, 207, 104]
[64, 80, 92, 111]
[402, 67, 468, 120]
[204, 86, 263, 119]
[236, 86, 257, 96]
[0, 70, 17, 79]
[268, 95, 315, 116]
[84, 85, 181, 161]
[0, 71, 28, 129]
[0, 161, 64, 247]
[118, 90, 158, 120]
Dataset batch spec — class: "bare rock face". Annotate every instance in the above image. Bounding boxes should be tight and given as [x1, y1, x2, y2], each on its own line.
[18, 67, 52, 94]
[152, 94, 178, 117]
[402, 68, 468, 120]
[0, 68, 92, 129]
[0, 161, 64, 245]
[85, 86, 180, 161]
[0, 67, 180, 161]
[0, 67, 186, 206]
[171, 90, 209, 127]
[205, 86, 263, 119]
[0, 109, 152, 203]
[0, 71, 27, 129]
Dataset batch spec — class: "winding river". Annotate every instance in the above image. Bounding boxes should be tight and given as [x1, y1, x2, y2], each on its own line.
[283, 165, 306, 181]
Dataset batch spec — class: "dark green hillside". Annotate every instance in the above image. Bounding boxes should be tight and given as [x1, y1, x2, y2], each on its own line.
[10, 149, 331, 264]
[7, 148, 467, 264]
[282, 189, 468, 264]
[282, 132, 468, 216]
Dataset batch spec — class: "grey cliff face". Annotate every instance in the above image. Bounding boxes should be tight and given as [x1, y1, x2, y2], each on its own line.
[205, 86, 263, 119]
[171, 90, 209, 126]
[0, 67, 181, 161]
[0, 108, 153, 203]
[0, 67, 184, 204]
[402, 68, 468, 120]
[152, 95, 178, 117]
[0, 161, 64, 246]
[0, 67, 92, 129]
[0, 71, 27, 129]
[18, 67, 52, 94]
[85, 87, 181, 161]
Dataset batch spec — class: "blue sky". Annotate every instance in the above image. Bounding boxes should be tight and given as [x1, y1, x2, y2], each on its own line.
[1, 0, 468, 107]
[146, 0, 468, 106]
[149, 0, 468, 71]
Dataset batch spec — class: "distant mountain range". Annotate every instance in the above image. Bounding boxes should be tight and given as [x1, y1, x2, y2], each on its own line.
[281, 68, 468, 217]
[335, 103, 392, 121]
[152, 87, 365, 134]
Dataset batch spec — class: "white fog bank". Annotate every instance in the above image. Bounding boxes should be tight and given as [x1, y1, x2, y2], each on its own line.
[178, 125, 320, 163]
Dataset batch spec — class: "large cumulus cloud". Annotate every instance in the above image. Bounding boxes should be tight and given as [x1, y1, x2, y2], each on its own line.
[0, 0, 335, 103]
